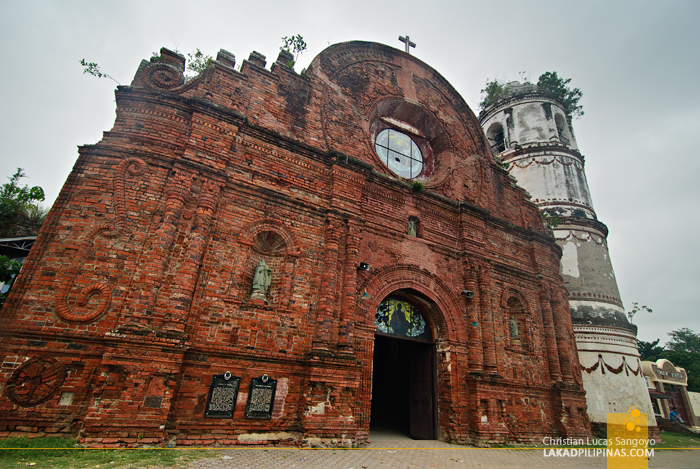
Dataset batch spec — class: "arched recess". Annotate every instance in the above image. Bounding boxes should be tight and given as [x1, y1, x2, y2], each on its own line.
[228, 218, 300, 308]
[500, 287, 531, 350]
[486, 122, 506, 154]
[554, 113, 571, 146]
[357, 264, 466, 343]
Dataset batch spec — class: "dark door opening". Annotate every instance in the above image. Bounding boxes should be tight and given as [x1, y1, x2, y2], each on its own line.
[370, 334, 436, 439]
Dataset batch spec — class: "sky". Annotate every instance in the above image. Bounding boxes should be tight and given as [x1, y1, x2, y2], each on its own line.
[0, 0, 698, 345]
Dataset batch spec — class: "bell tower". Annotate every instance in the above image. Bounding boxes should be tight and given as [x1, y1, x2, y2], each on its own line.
[479, 81, 656, 430]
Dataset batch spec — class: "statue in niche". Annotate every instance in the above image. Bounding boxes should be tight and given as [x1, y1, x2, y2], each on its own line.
[509, 316, 521, 345]
[250, 259, 271, 300]
[407, 218, 418, 237]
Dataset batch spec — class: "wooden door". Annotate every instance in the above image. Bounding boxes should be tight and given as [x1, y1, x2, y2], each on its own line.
[408, 341, 435, 439]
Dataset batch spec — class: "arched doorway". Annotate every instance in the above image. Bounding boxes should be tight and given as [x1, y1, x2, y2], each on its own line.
[371, 294, 437, 439]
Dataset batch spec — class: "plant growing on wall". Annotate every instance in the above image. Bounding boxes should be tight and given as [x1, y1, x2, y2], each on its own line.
[627, 301, 652, 324]
[537, 71, 584, 118]
[479, 71, 584, 119]
[541, 213, 562, 228]
[280, 35, 307, 68]
[185, 49, 213, 77]
[79, 59, 121, 85]
[479, 78, 510, 112]
[82, 48, 214, 85]
[411, 181, 424, 192]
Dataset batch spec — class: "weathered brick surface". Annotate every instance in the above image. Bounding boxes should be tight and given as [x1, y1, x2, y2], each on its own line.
[0, 42, 588, 446]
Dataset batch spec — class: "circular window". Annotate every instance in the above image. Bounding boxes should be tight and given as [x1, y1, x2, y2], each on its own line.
[375, 129, 423, 179]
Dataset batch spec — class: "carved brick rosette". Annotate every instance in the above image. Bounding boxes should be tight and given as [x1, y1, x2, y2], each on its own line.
[5, 357, 67, 407]
[145, 63, 185, 89]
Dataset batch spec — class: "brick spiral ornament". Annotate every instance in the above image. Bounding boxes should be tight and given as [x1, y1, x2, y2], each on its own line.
[5, 357, 67, 407]
[146, 63, 185, 89]
[55, 157, 147, 323]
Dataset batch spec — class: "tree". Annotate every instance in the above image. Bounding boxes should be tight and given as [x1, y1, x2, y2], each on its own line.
[0, 168, 46, 231]
[280, 35, 307, 68]
[666, 328, 700, 354]
[665, 349, 700, 393]
[0, 255, 22, 308]
[638, 339, 665, 361]
[0, 169, 46, 307]
[537, 71, 584, 118]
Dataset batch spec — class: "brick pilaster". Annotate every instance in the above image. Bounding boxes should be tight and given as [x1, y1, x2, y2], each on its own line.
[551, 288, 574, 382]
[311, 214, 342, 353]
[539, 283, 562, 381]
[337, 219, 360, 356]
[477, 261, 497, 372]
[163, 178, 223, 336]
[122, 169, 195, 331]
[464, 259, 483, 371]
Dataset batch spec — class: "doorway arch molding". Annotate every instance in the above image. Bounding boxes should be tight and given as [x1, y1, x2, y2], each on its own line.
[357, 263, 466, 342]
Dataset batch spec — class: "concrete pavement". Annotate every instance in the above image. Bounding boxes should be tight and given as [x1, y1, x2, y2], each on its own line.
[177, 431, 699, 469]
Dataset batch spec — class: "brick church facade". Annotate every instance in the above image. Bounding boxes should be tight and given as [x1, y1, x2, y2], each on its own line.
[0, 42, 589, 446]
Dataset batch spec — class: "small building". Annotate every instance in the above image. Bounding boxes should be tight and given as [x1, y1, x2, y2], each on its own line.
[642, 359, 698, 427]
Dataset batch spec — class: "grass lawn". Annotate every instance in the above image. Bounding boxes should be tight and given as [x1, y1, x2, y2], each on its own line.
[654, 430, 700, 449]
[0, 437, 212, 468]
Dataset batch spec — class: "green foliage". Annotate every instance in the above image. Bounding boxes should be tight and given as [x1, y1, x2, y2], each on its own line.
[411, 181, 424, 192]
[666, 349, 700, 393]
[541, 213, 563, 228]
[149, 51, 166, 63]
[638, 338, 665, 361]
[186, 49, 213, 77]
[479, 71, 584, 119]
[0, 255, 21, 283]
[79, 59, 120, 85]
[0, 168, 45, 230]
[537, 71, 584, 118]
[0, 169, 45, 307]
[0, 436, 210, 468]
[479, 78, 510, 111]
[281, 34, 307, 67]
[627, 301, 653, 324]
[0, 255, 22, 308]
[666, 328, 700, 354]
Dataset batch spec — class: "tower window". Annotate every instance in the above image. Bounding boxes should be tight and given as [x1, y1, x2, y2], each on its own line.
[555, 114, 570, 146]
[486, 123, 506, 154]
[375, 129, 423, 179]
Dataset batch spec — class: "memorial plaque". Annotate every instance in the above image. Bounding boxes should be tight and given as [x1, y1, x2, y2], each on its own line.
[204, 371, 241, 418]
[245, 374, 277, 419]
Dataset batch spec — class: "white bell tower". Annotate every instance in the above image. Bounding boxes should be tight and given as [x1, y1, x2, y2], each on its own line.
[479, 81, 656, 430]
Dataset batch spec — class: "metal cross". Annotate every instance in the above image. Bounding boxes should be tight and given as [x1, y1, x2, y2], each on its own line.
[398, 35, 416, 54]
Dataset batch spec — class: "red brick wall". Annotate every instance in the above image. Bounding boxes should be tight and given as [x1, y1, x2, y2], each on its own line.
[0, 42, 588, 446]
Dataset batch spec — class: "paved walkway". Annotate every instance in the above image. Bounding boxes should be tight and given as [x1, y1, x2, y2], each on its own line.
[180, 431, 699, 469]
